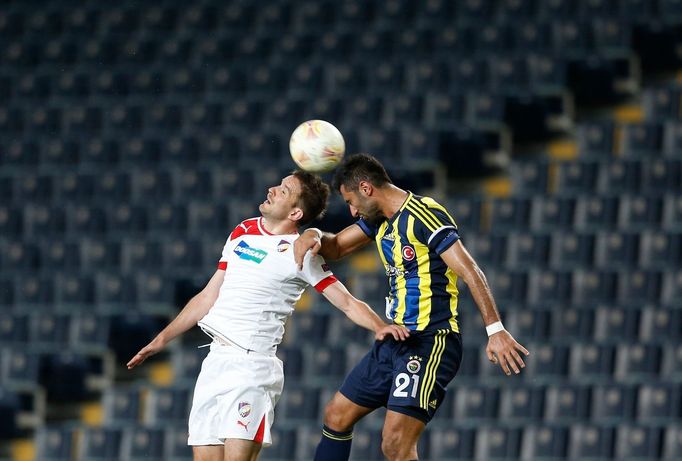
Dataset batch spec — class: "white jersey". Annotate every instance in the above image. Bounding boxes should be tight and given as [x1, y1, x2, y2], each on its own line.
[198, 217, 336, 355]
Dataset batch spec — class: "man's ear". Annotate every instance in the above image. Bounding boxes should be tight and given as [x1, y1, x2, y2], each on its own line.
[358, 180, 373, 197]
[289, 207, 304, 222]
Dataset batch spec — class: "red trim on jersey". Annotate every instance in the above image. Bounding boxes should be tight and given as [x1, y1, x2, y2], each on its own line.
[229, 218, 262, 240]
[253, 415, 266, 443]
[217, 261, 227, 270]
[314, 275, 338, 293]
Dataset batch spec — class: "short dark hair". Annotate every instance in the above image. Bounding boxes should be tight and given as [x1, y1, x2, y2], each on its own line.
[292, 170, 330, 226]
[331, 153, 392, 193]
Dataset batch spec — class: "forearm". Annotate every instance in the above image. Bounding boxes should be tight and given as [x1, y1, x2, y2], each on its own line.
[462, 264, 502, 327]
[318, 231, 342, 260]
[341, 299, 386, 333]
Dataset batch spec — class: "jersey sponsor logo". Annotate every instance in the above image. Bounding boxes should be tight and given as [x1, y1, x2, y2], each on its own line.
[402, 246, 415, 261]
[385, 265, 407, 277]
[277, 239, 291, 252]
[321, 263, 330, 272]
[234, 241, 268, 263]
[238, 401, 252, 418]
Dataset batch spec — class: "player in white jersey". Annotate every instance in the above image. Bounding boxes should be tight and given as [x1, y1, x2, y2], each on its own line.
[127, 171, 409, 461]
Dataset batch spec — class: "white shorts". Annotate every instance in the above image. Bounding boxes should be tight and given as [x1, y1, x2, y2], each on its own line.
[187, 342, 284, 447]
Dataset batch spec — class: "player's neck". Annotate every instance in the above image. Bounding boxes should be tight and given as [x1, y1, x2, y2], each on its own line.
[381, 185, 409, 220]
[260, 217, 298, 235]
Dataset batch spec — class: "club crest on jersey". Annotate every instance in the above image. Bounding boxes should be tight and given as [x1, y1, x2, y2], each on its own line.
[234, 241, 268, 263]
[238, 402, 252, 418]
[402, 246, 415, 261]
[277, 240, 291, 252]
[321, 263, 330, 272]
[407, 356, 422, 374]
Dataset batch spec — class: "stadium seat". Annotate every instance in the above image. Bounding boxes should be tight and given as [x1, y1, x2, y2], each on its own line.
[637, 383, 681, 422]
[544, 385, 590, 422]
[0, 313, 28, 344]
[551, 307, 594, 341]
[614, 425, 663, 460]
[279, 384, 320, 421]
[662, 194, 682, 230]
[121, 239, 162, 271]
[95, 173, 132, 203]
[498, 386, 545, 422]
[524, 344, 569, 381]
[70, 313, 110, 350]
[121, 426, 167, 461]
[171, 347, 208, 382]
[640, 308, 682, 343]
[549, 232, 594, 269]
[593, 306, 640, 343]
[569, 344, 615, 381]
[574, 196, 620, 230]
[1, 241, 40, 273]
[474, 426, 522, 460]
[102, 387, 142, 424]
[467, 234, 508, 268]
[488, 197, 532, 231]
[15, 275, 55, 307]
[24, 205, 66, 237]
[661, 270, 682, 308]
[639, 231, 682, 269]
[567, 425, 615, 459]
[591, 384, 637, 422]
[572, 270, 618, 305]
[78, 427, 123, 461]
[527, 270, 573, 305]
[427, 427, 476, 460]
[35, 426, 74, 461]
[488, 270, 528, 304]
[617, 270, 662, 306]
[600, 156, 642, 195]
[453, 386, 500, 421]
[304, 345, 348, 382]
[260, 428, 298, 460]
[555, 160, 598, 194]
[519, 426, 568, 461]
[614, 344, 662, 380]
[145, 386, 192, 425]
[642, 159, 681, 196]
[577, 121, 616, 157]
[620, 122, 664, 157]
[165, 427, 193, 461]
[619, 195, 664, 229]
[663, 425, 682, 460]
[55, 174, 95, 203]
[506, 233, 550, 269]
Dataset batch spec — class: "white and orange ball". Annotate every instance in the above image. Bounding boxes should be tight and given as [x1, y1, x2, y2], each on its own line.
[289, 120, 345, 173]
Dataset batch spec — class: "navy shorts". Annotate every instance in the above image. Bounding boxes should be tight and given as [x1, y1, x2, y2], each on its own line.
[339, 329, 462, 424]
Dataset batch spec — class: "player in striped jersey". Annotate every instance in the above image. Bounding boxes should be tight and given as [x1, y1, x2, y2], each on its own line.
[295, 154, 529, 461]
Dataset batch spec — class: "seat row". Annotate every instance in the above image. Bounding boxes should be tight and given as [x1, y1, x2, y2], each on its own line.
[33, 421, 682, 461]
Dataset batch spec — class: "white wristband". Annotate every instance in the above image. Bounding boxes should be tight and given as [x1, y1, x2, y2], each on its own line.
[486, 321, 505, 337]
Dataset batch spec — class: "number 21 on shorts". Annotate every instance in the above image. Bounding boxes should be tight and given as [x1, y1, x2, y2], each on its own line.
[393, 373, 420, 398]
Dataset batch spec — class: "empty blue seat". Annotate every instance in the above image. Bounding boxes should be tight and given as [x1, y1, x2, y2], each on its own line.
[591, 384, 637, 422]
[549, 232, 594, 269]
[597, 160, 642, 194]
[0, 347, 41, 385]
[427, 427, 476, 460]
[145, 386, 192, 425]
[569, 344, 615, 380]
[640, 308, 682, 343]
[131, 170, 173, 202]
[489, 197, 531, 230]
[488, 270, 528, 304]
[475, 426, 522, 460]
[524, 344, 569, 380]
[0, 205, 23, 241]
[279, 384, 320, 421]
[615, 344, 662, 380]
[70, 313, 110, 350]
[15, 275, 55, 307]
[615, 425, 663, 460]
[555, 160, 598, 194]
[577, 121, 616, 157]
[24, 205, 66, 236]
[568, 425, 615, 459]
[96, 273, 138, 309]
[639, 231, 682, 269]
[29, 313, 70, 345]
[41, 138, 80, 166]
[35, 426, 74, 461]
[121, 426, 167, 461]
[621, 122, 664, 157]
[121, 239, 162, 271]
[454, 386, 499, 421]
[172, 347, 208, 381]
[78, 427, 123, 461]
[663, 425, 682, 460]
[1, 241, 40, 272]
[619, 195, 664, 229]
[574, 196, 620, 230]
[147, 203, 187, 234]
[642, 159, 681, 196]
[594, 306, 640, 342]
[467, 234, 508, 268]
[103, 387, 142, 424]
[617, 270, 662, 305]
[527, 270, 573, 305]
[162, 238, 204, 272]
[572, 270, 618, 305]
[165, 427, 192, 460]
[95, 173, 132, 203]
[661, 270, 682, 308]
[499, 386, 545, 422]
[304, 345, 347, 382]
[260, 427, 298, 460]
[520, 426, 568, 460]
[506, 233, 551, 269]
[637, 383, 681, 422]
[544, 385, 590, 422]
[55, 173, 95, 203]
[551, 307, 594, 341]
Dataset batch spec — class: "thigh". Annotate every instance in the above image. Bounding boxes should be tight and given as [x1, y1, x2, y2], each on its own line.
[193, 445, 223, 461]
[382, 410, 426, 454]
[387, 330, 462, 423]
[324, 391, 375, 430]
[224, 438, 262, 461]
[339, 340, 396, 410]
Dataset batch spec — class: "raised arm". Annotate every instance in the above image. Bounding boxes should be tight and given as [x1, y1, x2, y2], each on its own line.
[126, 269, 225, 369]
[439, 240, 529, 375]
[294, 223, 371, 269]
[320, 280, 410, 341]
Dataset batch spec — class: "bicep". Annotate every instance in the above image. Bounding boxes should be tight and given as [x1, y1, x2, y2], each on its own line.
[198, 269, 225, 304]
[333, 224, 372, 259]
[439, 240, 479, 279]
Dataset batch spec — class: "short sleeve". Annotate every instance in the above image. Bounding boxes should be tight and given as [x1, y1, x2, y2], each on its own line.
[299, 253, 337, 292]
[411, 199, 460, 255]
[217, 237, 230, 270]
[356, 218, 376, 238]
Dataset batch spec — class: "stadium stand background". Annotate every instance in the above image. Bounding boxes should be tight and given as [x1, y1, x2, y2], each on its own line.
[1, 0, 681, 460]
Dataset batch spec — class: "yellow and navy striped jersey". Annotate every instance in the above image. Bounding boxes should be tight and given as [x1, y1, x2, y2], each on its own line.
[357, 192, 461, 333]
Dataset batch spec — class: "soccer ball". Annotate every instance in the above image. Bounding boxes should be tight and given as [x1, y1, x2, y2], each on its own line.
[289, 120, 345, 173]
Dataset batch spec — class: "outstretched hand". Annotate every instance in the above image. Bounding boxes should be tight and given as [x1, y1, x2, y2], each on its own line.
[294, 229, 322, 270]
[486, 330, 529, 376]
[126, 337, 165, 370]
[375, 325, 411, 341]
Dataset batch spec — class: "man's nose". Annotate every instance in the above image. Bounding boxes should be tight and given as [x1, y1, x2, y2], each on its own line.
[349, 205, 359, 218]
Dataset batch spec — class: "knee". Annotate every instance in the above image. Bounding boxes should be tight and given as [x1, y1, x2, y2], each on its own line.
[322, 400, 352, 432]
[381, 432, 416, 461]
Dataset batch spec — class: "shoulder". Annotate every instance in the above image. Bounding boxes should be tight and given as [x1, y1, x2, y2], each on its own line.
[228, 217, 261, 240]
